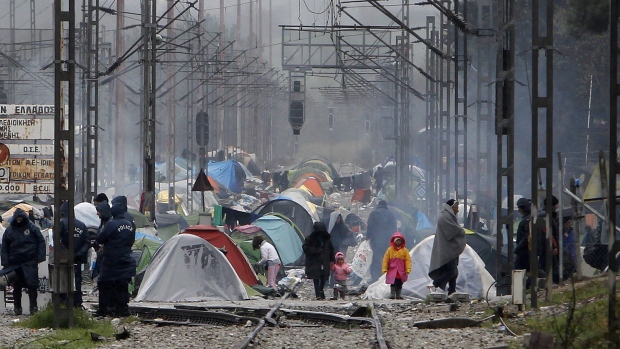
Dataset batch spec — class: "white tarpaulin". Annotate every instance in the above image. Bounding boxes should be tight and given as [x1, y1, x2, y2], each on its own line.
[363, 235, 496, 300]
[135, 234, 248, 302]
[74, 202, 100, 229]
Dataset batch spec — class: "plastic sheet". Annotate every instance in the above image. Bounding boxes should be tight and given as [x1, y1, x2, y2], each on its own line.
[363, 236, 496, 300]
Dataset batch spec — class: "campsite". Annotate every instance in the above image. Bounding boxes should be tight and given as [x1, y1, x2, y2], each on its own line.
[0, 153, 616, 348]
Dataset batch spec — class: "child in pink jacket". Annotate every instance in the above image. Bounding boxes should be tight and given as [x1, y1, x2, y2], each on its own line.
[330, 252, 352, 300]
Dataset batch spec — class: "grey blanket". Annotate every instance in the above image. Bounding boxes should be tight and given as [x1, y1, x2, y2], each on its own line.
[429, 203, 466, 274]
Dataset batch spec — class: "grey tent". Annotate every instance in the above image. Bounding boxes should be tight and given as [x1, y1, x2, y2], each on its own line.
[135, 234, 248, 302]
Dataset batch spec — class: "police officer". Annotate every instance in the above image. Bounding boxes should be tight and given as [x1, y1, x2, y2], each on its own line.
[1, 208, 46, 315]
[59, 202, 90, 307]
[95, 203, 136, 317]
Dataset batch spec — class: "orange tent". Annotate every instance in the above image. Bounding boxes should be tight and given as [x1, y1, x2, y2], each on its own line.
[294, 176, 325, 197]
[182, 225, 259, 286]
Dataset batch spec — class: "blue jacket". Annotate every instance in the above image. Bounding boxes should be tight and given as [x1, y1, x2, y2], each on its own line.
[96, 203, 136, 282]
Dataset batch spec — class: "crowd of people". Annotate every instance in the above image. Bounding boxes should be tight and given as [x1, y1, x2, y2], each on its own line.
[0, 193, 136, 317]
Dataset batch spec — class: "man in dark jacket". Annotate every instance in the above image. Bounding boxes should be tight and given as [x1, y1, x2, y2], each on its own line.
[95, 203, 136, 317]
[1, 209, 46, 315]
[303, 222, 335, 300]
[536, 195, 560, 283]
[365, 200, 397, 283]
[58, 202, 90, 307]
[514, 197, 531, 271]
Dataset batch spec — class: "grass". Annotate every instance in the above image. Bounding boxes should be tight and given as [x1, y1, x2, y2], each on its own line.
[7, 304, 136, 349]
[512, 276, 620, 349]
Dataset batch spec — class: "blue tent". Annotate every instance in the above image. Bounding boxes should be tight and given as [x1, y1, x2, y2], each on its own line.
[252, 215, 304, 265]
[207, 160, 246, 193]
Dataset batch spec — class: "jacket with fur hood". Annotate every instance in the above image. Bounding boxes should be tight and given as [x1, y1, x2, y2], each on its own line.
[382, 231, 412, 284]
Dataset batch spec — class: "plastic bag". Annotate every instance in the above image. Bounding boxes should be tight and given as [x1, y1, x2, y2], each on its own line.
[351, 240, 373, 282]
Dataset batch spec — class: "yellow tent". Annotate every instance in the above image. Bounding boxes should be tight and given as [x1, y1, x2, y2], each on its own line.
[582, 155, 620, 201]
[156, 190, 182, 204]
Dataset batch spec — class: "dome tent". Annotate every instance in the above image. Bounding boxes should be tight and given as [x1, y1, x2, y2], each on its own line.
[363, 235, 496, 300]
[135, 234, 248, 302]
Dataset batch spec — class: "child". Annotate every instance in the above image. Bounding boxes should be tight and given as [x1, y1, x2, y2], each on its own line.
[252, 236, 282, 292]
[330, 252, 352, 300]
[382, 231, 412, 299]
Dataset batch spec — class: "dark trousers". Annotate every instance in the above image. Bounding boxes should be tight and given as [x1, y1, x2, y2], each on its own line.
[432, 258, 459, 294]
[13, 268, 38, 311]
[99, 279, 130, 316]
[60, 264, 83, 307]
[312, 275, 328, 298]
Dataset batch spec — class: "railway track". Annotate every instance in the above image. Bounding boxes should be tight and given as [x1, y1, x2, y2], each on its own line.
[128, 292, 392, 348]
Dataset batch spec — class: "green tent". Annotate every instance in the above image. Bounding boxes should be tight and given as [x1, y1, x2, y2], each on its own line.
[128, 208, 154, 228]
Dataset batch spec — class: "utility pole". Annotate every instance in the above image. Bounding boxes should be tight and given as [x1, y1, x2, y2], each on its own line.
[531, 0, 554, 302]
[608, 0, 619, 344]
[438, 0, 452, 203]
[167, 1, 176, 211]
[394, 0, 410, 200]
[30, 0, 36, 61]
[53, 0, 76, 328]
[141, 0, 157, 221]
[425, 15, 437, 220]
[115, 0, 126, 197]
[83, 0, 99, 203]
[9, 0, 15, 103]
[453, 0, 468, 211]
[269, 0, 272, 66]
[496, 0, 515, 297]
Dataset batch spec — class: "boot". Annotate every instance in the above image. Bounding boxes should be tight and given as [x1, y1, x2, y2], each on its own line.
[13, 288, 22, 315]
[340, 291, 346, 300]
[13, 306, 22, 316]
[389, 286, 396, 299]
[319, 291, 326, 300]
[330, 289, 338, 300]
[395, 287, 403, 300]
[28, 289, 38, 314]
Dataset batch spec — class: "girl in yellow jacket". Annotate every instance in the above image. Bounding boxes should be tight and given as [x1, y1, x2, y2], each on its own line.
[382, 231, 412, 299]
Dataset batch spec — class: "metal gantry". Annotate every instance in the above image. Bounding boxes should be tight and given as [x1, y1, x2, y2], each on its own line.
[495, 0, 515, 297]
[141, 0, 157, 221]
[531, 0, 554, 302]
[53, 0, 76, 327]
[453, 0, 468, 211]
[83, 0, 99, 203]
[608, 0, 620, 344]
[438, 0, 453, 203]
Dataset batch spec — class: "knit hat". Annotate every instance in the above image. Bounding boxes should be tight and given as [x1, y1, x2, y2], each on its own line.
[446, 199, 458, 207]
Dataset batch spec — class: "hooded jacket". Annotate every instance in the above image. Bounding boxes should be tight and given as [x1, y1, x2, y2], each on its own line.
[303, 222, 335, 279]
[111, 196, 136, 231]
[365, 201, 397, 281]
[327, 212, 355, 253]
[96, 201, 112, 229]
[1, 208, 46, 289]
[330, 251, 352, 281]
[382, 231, 412, 284]
[429, 203, 466, 277]
[95, 203, 136, 282]
[59, 202, 90, 264]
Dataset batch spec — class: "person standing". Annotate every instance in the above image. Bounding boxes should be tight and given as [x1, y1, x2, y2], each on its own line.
[58, 202, 90, 307]
[428, 199, 466, 297]
[252, 236, 281, 292]
[95, 203, 136, 317]
[514, 197, 532, 271]
[327, 212, 354, 255]
[1, 209, 46, 315]
[303, 222, 335, 300]
[365, 200, 397, 283]
[330, 252, 352, 300]
[382, 231, 411, 299]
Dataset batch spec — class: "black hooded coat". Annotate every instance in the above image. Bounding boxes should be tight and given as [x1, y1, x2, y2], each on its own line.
[59, 202, 90, 264]
[303, 222, 335, 279]
[111, 196, 136, 231]
[96, 204, 136, 282]
[1, 209, 46, 288]
[365, 201, 397, 281]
